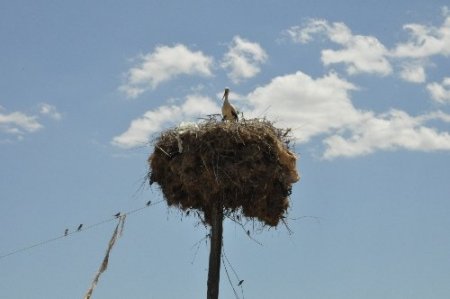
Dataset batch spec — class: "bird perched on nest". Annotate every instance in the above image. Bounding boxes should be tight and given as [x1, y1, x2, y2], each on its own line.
[221, 88, 238, 122]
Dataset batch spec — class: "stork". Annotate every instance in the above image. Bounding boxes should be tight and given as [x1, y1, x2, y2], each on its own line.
[221, 88, 238, 122]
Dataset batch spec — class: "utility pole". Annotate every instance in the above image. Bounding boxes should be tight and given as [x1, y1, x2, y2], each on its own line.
[206, 198, 223, 299]
[149, 116, 300, 299]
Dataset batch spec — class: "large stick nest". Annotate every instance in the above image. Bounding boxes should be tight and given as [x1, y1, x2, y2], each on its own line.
[148, 118, 300, 227]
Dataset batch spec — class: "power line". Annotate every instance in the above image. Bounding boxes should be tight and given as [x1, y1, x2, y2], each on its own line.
[0, 199, 164, 261]
[222, 247, 245, 299]
[222, 254, 241, 299]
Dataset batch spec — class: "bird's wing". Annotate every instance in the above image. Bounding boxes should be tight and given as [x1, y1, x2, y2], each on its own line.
[231, 108, 238, 119]
[230, 105, 238, 120]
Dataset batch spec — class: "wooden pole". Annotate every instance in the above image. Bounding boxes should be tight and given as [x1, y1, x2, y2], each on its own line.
[207, 199, 223, 299]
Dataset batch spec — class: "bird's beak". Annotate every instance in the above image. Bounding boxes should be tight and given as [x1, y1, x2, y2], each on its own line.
[222, 89, 229, 100]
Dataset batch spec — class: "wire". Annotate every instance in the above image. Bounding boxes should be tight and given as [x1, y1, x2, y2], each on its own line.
[222, 254, 241, 299]
[223, 249, 240, 282]
[0, 200, 164, 261]
[223, 247, 245, 299]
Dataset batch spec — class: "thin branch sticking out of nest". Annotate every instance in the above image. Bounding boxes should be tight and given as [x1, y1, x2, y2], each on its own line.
[148, 118, 299, 227]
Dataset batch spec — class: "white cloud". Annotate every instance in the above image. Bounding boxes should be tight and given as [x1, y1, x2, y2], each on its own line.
[114, 12, 450, 158]
[287, 19, 392, 76]
[245, 71, 362, 143]
[114, 71, 363, 149]
[39, 103, 62, 120]
[0, 110, 43, 136]
[390, 10, 450, 82]
[392, 11, 450, 59]
[285, 13, 450, 83]
[426, 77, 450, 103]
[221, 36, 268, 83]
[239, 70, 450, 159]
[323, 109, 450, 159]
[120, 44, 214, 98]
[113, 68, 450, 158]
[0, 104, 61, 142]
[418, 110, 450, 123]
[398, 61, 426, 83]
[112, 95, 220, 148]
[285, 21, 327, 44]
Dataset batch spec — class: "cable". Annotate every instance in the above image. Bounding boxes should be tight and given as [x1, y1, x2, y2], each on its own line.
[223, 247, 245, 299]
[0, 199, 164, 261]
[222, 254, 241, 299]
[222, 249, 240, 282]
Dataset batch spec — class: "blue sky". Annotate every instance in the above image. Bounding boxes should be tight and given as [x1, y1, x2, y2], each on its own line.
[1, 1, 450, 298]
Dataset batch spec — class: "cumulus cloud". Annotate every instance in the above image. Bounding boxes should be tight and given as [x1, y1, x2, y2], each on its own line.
[0, 103, 62, 142]
[245, 71, 362, 143]
[285, 21, 328, 44]
[392, 9, 450, 59]
[112, 95, 220, 148]
[113, 12, 450, 158]
[241, 71, 450, 159]
[285, 12, 450, 83]
[221, 36, 268, 83]
[286, 19, 392, 76]
[389, 10, 450, 83]
[119, 44, 214, 98]
[427, 77, 450, 103]
[39, 103, 62, 120]
[113, 68, 450, 158]
[323, 110, 450, 159]
[398, 61, 426, 83]
[0, 110, 43, 136]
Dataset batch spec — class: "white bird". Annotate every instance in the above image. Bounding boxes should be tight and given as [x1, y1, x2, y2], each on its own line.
[221, 88, 238, 122]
